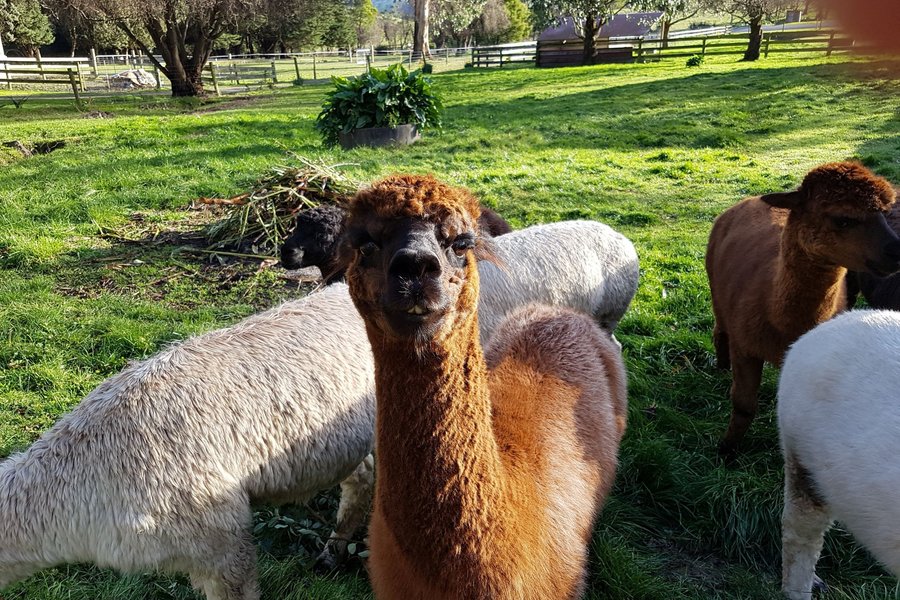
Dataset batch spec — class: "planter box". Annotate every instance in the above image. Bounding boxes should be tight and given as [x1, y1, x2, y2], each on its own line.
[339, 124, 420, 150]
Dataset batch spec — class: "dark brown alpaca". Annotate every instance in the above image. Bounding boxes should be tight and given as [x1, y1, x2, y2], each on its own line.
[344, 174, 627, 599]
[706, 161, 900, 453]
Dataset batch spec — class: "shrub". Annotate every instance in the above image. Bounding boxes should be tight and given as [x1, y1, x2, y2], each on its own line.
[686, 54, 704, 67]
[315, 63, 443, 148]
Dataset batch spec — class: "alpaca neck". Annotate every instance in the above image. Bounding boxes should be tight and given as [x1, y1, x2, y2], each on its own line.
[770, 228, 846, 339]
[369, 283, 507, 575]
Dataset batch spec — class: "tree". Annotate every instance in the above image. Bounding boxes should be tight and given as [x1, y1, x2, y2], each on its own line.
[51, 0, 261, 96]
[2, 0, 54, 57]
[474, 0, 532, 44]
[431, 0, 487, 46]
[628, 0, 703, 44]
[530, 0, 623, 64]
[412, 0, 430, 57]
[716, 0, 788, 60]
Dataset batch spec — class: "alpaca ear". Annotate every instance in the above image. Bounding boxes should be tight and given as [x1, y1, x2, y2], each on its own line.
[474, 236, 506, 270]
[760, 190, 804, 210]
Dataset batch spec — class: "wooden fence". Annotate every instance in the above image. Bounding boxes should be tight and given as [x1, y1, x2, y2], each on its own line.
[466, 28, 855, 69]
[471, 42, 537, 67]
[0, 57, 86, 100]
[633, 29, 854, 61]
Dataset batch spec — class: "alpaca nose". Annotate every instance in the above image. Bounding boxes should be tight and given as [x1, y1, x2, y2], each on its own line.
[280, 243, 303, 270]
[389, 248, 441, 280]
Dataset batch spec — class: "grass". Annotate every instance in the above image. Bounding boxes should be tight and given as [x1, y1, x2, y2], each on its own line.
[1, 51, 899, 598]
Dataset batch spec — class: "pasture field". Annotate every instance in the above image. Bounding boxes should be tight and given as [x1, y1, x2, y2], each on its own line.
[1, 52, 899, 599]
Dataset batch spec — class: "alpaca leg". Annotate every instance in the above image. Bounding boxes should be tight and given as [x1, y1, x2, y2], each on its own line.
[314, 454, 376, 572]
[719, 355, 763, 453]
[782, 454, 832, 600]
[712, 322, 730, 370]
[189, 531, 260, 600]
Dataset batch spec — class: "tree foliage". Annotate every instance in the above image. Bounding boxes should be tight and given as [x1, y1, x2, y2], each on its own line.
[48, 0, 261, 95]
[1, 0, 54, 56]
[627, 0, 703, 40]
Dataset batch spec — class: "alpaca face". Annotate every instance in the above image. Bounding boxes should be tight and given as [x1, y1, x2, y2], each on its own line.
[762, 162, 900, 276]
[797, 209, 900, 275]
[280, 206, 345, 271]
[345, 213, 476, 339]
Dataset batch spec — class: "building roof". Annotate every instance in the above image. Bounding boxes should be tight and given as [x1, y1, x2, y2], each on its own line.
[538, 12, 664, 42]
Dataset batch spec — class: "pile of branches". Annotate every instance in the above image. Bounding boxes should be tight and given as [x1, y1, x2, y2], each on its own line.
[202, 157, 360, 257]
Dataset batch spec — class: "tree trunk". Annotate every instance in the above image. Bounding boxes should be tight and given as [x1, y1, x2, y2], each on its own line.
[661, 18, 672, 49]
[0, 32, 5, 58]
[582, 14, 597, 65]
[743, 15, 763, 61]
[169, 70, 205, 96]
[413, 0, 430, 59]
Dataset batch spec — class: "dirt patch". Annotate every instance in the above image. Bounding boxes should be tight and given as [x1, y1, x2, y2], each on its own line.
[2, 139, 66, 158]
[55, 209, 321, 310]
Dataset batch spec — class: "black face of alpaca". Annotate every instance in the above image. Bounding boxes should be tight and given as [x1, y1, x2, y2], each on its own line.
[280, 206, 345, 273]
[347, 216, 475, 338]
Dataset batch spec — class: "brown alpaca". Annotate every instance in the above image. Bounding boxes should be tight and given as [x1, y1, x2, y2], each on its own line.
[344, 174, 627, 600]
[706, 161, 900, 453]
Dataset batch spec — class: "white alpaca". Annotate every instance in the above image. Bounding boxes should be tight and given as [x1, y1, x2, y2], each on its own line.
[0, 283, 375, 600]
[779, 309, 900, 599]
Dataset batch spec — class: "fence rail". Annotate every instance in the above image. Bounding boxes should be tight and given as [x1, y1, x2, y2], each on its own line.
[471, 42, 537, 67]
[633, 29, 854, 61]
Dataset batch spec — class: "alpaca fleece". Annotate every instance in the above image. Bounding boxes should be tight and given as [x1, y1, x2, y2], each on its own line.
[779, 309, 900, 599]
[345, 174, 627, 599]
[0, 283, 374, 600]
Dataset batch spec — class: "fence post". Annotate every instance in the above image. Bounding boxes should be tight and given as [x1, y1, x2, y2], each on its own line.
[37, 53, 46, 80]
[826, 31, 835, 56]
[293, 56, 301, 81]
[75, 62, 85, 91]
[209, 63, 221, 96]
[313, 53, 317, 80]
[636, 38, 642, 62]
[152, 63, 161, 89]
[2, 60, 9, 91]
[231, 62, 240, 85]
[67, 68, 82, 107]
[763, 33, 771, 58]
[498, 47, 503, 67]
[90, 48, 98, 76]
[701, 37, 707, 56]
[270, 59, 278, 83]
[366, 53, 372, 73]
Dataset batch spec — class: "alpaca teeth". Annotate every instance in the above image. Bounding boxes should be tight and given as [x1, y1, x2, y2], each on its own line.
[407, 305, 425, 315]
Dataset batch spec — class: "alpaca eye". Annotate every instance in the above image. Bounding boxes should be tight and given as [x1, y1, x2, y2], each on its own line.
[359, 242, 378, 257]
[832, 217, 857, 230]
[451, 236, 475, 256]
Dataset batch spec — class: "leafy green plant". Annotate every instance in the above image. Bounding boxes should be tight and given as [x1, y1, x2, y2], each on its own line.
[315, 63, 443, 147]
[686, 54, 704, 67]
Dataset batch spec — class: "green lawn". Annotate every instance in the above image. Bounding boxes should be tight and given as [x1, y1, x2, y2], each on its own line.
[1, 52, 900, 599]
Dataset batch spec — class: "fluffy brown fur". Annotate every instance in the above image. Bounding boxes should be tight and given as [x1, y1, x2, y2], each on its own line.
[706, 162, 900, 452]
[345, 174, 627, 599]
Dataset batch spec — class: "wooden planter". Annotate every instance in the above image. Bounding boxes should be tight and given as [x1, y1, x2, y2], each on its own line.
[338, 124, 420, 150]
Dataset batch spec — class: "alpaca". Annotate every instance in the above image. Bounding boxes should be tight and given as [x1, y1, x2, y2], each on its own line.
[344, 174, 627, 599]
[0, 283, 375, 600]
[706, 161, 900, 452]
[779, 309, 900, 599]
[280, 204, 511, 279]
